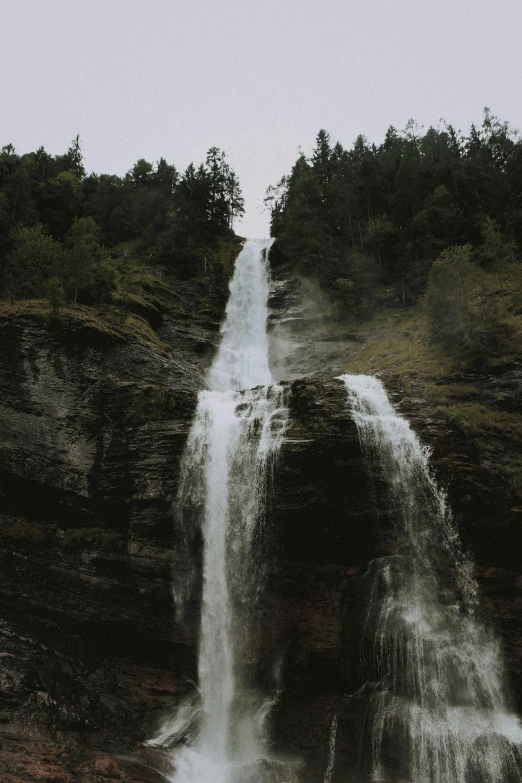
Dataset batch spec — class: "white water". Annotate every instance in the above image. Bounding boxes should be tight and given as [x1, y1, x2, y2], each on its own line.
[323, 714, 338, 783]
[340, 374, 522, 783]
[151, 240, 292, 783]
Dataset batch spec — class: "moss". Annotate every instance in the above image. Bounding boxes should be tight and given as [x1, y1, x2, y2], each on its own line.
[424, 383, 480, 405]
[60, 527, 124, 552]
[0, 297, 170, 356]
[125, 385, 194, 427]
[0, 519, 51, 547]
[498, 459, 522, 497]
[118, 312, 163, 348]
[334, 303, 453, 380]
[213, 237, 243, 282]
[436, 403, 522, 439]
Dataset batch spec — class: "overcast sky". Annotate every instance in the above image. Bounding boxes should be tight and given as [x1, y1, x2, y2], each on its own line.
[3, 0, 522, 237]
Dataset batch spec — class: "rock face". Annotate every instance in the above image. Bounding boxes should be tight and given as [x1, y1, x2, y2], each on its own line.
[0, 274, 521, 781]
[0, 290, 217, 779]
[265, 376, 522, 781]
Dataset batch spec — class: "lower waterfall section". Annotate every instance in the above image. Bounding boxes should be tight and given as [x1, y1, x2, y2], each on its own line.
[148, 240, 298, 783]
[167, 384, 289, 783]
[340, 374, 522, 783]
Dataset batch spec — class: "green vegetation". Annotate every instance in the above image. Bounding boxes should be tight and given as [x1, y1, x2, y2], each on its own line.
[498, 459, 522, 497]
[425, 244, 521, 369]
[435, 404, 522, 439]
[0, 516, 124, 551]
[125, 385, 193, 427]
[61, 527, 124, 551]
[0, 136, 244, 309]
[0, 518, 49, 546]
[268, 110, 522, 370]
[334, 304, 453, 380]
[424, 383, 480, 404]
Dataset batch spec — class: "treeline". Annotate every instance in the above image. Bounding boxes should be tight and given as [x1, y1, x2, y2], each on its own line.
[266, 110, 522, 367]
[0, 137, 244, 306]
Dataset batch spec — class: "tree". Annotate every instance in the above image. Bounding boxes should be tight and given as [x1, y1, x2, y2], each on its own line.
[64, 216, 113, 303]
[39, 170, 83, 239]
[312, 129, 333, 196]
[65, 135, 86, 179]
[204, 147, 244, 231]
[47, 276, 66, 312]
[2, 224, 63, 298]
[153, 158, 178, 193]
[130, 159, 154, 188]
[425, 244, 513, 364]
[480, 217, 516, 269]
[225, 168, 244, 229]
[269, 112, 522, 317]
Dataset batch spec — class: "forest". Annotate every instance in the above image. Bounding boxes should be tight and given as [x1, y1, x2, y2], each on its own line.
[266, 109, 522, 368]
[0, 137, 244, 308]
[2, 111, 522, 370]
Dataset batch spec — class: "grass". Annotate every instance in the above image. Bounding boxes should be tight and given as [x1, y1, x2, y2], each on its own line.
[0, 519, 50, 546]
[0, 296, 171, 355]
[498, 459, 522, 496]
[60, 527, 124, 552]
[435, 403, 522, 440]
[320, 302, 454, 382]
[124, 384, 194, 426]
[0, 518, 125, 552]
[424, 383, 481, 405]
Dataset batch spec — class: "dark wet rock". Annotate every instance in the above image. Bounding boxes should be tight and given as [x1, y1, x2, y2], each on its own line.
[0, 295, 215, 775]
[0, 280, 522, 780]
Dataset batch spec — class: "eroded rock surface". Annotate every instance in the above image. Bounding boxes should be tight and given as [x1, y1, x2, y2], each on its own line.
[0, 279, 521, 781]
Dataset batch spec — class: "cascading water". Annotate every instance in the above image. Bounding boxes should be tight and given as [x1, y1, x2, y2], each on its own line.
[150, 239, 290, 783]
[340, 374, 522, 783]
[323, 714, 338, 783]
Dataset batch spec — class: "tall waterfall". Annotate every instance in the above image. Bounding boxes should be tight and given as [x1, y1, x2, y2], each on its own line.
[153, 240, 289, 783]
[340, 374, 522, 783]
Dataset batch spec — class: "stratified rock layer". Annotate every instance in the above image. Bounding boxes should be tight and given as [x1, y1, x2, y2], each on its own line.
[0, 291, 521, 781]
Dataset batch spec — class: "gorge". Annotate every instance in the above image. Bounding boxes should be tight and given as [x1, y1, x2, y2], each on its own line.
[0, 238, 521, 782]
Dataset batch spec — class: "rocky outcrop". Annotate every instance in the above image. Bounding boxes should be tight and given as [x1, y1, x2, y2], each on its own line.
[261, 375, 522, 781]
[0, 287, 219, 778]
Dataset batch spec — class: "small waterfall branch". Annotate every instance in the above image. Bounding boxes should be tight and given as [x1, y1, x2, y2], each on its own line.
[340, 374, 522, 783]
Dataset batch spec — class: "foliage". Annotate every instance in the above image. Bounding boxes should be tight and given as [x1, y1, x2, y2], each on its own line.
[125, 386, 191, 427]
[0, 135, 244, 304]
[498, 459, 522, 496]
[2, 223, 64, 298]
[46, 276, 65, 312]
[60, 527, 124, 551]
[424, 383, 480, 404]
[426, 244, 519, 367]
[435, 404, 522, 440]
[0, 518, 49, 547]
[267, 111, 522, 316]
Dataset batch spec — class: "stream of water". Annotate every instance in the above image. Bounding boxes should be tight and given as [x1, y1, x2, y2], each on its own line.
[341, 374, 522, 783]
[150, 240, 290, 783]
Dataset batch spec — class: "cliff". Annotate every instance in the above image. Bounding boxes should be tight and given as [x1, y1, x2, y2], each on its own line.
[0, 278, 217, 781]
[0, 270, 521, 781]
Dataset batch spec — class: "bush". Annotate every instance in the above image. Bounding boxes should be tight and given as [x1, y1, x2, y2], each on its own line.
[2, 224, 63, 299]
[61, 527, 124, 551]
[426, 245, 516, 366]
[46, 276, 66, 312]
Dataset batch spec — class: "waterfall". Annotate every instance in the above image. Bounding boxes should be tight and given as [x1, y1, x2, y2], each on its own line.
[340, 374, 522, 783]
[323, 714, 338, 783]
[151, 240, 290, 783]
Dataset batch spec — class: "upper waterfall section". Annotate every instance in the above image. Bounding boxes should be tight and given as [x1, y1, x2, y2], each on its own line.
[207, 239, 274, 392]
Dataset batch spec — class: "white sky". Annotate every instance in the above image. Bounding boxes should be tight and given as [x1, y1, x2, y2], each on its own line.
[3, 0, 522, 238]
